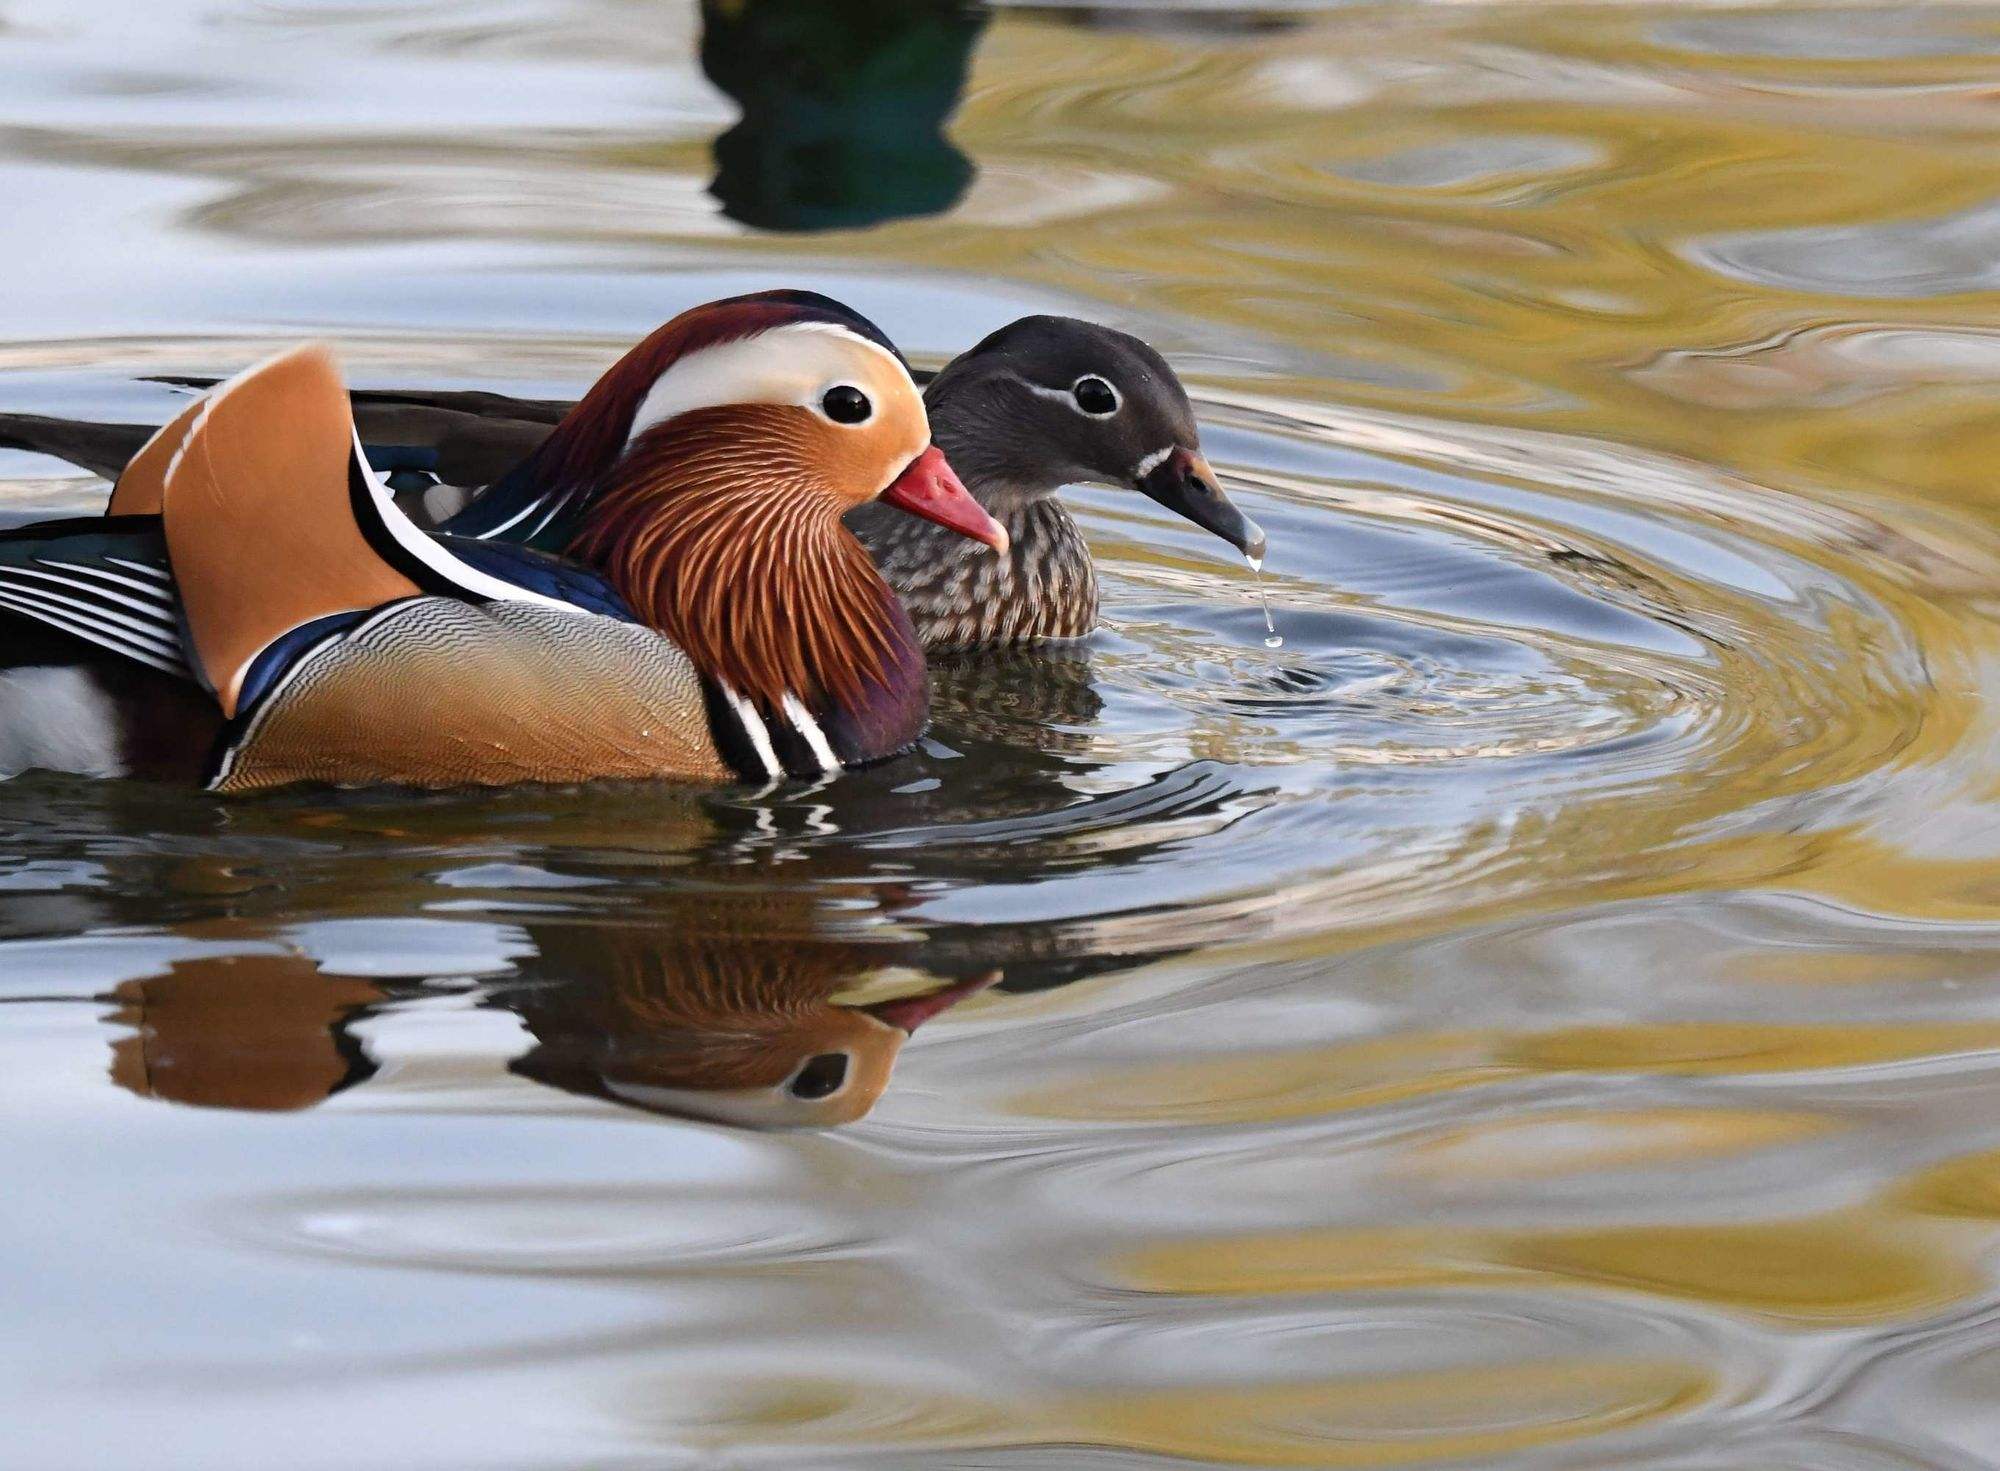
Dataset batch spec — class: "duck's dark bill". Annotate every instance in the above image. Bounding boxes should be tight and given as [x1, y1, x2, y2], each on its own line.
[1139, 447, 1267, 563]
[879, 446, 1010, 554]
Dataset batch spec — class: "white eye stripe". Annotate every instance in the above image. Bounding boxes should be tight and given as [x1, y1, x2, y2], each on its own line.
[1014, 372, 1121, 416]
[625, 321, 916, 445]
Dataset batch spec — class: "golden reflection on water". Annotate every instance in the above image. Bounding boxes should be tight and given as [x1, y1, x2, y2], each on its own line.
[1013, 1022, 2000, 1124]
[1120, 1212, 1977, 1326]
[11, 2, 2000, 1468]
[687, 1358, 1713, 1466]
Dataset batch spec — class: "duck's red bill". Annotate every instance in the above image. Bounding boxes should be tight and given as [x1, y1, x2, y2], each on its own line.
[879, 446, 1008, 554]
[860, 970, 1000, 1035]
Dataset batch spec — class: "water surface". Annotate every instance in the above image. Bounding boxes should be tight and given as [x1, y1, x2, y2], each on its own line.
[8, 3, 2000, 1467]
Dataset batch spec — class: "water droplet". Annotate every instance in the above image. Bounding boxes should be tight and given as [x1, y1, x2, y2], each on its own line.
[1246, 554, 1283, 649]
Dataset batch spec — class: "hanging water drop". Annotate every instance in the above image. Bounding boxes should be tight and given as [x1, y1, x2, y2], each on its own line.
[1247, 554, 1282, 648]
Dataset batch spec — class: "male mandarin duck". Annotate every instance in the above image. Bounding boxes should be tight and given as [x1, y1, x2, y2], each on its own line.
[1, 316, 1258, 655]
[103, 924, 994, 1129]
[511, 923, 996, 1128]
[0, 290, 1006, 789]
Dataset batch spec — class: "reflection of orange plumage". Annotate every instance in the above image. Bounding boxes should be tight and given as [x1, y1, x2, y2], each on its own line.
[512, 923, 992, 1128]
[95, 906, 993, 1129]
[107, 956, 383, 1112]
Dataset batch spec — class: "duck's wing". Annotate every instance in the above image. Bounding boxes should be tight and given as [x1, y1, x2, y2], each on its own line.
[161, 343, 588, 718]
[0, 517, 187, 677]
[0, 415, 156, 484]
[151, 377, 569, 504]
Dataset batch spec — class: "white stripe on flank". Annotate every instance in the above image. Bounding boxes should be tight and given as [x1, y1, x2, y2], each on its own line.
[16, 562, 178, 624]
[344, 427, 583, 615]
[36, 558, 177, 605]
[521, 487, 574, 543]
[0, 591, 186, 675]
[0, 575, 182, 656]
[780, 692, 840, 773]
[1133, 445, 1174, 480]
[105, 557, 172, 583]
[205, 623, 349, 788]
[0, 666, 125, 778]
[720, 682, 780, 781]
[475, 490, 552, 540]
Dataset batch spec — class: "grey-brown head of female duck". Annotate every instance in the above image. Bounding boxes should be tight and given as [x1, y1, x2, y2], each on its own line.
[846, 315, 1264, 652]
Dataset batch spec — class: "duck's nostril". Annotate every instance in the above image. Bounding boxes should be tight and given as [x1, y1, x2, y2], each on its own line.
[790, 1052, 850, 1099]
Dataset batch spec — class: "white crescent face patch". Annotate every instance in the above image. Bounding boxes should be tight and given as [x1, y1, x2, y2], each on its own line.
[623, 321, 922, 445]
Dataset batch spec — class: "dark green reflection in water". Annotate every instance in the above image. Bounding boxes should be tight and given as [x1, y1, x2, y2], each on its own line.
[701, 0, 987, 231]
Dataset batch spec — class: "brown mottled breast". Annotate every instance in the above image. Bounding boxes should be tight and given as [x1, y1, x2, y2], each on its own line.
[850, 495, 1098, 653]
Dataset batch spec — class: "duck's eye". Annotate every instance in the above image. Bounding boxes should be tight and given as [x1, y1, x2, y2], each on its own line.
[1072, 375, 1119, 416]
[789, 1052, 850, 1099]
[821, 385, 873, 424]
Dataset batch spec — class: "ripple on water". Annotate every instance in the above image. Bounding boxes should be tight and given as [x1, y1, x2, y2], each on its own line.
[11, 8, 2000, 1459]
[234, 1180, 855, 1275]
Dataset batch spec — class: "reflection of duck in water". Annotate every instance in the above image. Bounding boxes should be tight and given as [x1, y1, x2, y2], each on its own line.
[699, 0, 987, 232]
[109, 956, 383, 1113]
[511, 924, 993, 1127]
[102, 926, 990, 1129]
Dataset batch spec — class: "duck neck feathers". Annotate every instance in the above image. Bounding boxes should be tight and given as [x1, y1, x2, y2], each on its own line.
[855, 490, 1097, 652]
[564, 407, 927, 769]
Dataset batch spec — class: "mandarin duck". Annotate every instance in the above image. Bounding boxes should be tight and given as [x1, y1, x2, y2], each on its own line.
[2, 316, 1256, 654]
[0, 291, 1005, 789]
[846, 316, 1263, 650]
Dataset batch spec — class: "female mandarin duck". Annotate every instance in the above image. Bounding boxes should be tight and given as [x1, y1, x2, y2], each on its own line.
[0, 291, 1006, 789]
[1, 316, 1258, 655]
[848, 316, 1264, 651]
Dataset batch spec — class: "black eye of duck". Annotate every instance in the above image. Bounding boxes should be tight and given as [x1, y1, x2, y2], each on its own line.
[789, 1052, 850, 1099]
[821, 385, 873, 424]
[1072, 375, 1119, 416]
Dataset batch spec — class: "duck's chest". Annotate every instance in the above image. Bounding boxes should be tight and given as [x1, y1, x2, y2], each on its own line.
[884, 499, 1098, 652]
